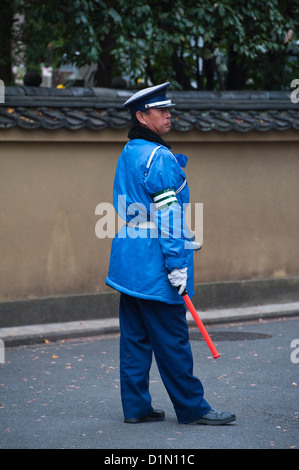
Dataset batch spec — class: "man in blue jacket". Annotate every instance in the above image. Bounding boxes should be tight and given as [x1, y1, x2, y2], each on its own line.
[106, 82, 236, 425]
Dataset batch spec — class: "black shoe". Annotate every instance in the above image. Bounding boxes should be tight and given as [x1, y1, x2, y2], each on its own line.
[188, 408, 236, 425]
[124, 409, 165, 424]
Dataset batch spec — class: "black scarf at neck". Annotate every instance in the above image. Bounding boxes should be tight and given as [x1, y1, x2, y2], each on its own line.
[128, 123, 171, 149]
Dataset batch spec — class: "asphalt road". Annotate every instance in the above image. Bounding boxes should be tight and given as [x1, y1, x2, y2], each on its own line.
[0, 317, 298, 451]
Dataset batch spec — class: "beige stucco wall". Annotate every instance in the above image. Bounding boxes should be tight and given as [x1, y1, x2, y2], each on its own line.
[0, 127, 298, 302]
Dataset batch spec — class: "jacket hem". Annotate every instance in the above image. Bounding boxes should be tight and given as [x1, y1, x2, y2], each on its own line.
[105, 277, 185, 305]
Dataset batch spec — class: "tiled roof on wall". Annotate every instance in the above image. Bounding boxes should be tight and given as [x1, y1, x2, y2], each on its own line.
[0, 86, 298, 132]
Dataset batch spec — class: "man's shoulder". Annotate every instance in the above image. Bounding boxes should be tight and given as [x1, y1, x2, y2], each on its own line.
[124, 139, 171, 158]
[127, 139, 165, 149]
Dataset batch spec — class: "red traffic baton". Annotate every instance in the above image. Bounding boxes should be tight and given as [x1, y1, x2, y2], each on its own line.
[181, 289, 220, 359]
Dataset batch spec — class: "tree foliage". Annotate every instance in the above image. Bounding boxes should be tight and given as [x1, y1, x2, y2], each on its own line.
[9, 0, 299, 89]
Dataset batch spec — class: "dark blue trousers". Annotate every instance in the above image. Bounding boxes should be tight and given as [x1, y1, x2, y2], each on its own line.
[119, 293, 211, 423]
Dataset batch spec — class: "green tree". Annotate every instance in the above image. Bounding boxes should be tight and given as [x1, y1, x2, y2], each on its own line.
[11, 0, 299, 90]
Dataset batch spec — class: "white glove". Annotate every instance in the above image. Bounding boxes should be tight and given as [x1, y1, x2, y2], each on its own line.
[192, 241, 202, 252]
[184, 240, 202, 252]
[168, 267, 187, 295]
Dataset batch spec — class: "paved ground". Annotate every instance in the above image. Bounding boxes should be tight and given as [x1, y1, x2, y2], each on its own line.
[0, 315, 298, 451]
[1, 301, 298, 346]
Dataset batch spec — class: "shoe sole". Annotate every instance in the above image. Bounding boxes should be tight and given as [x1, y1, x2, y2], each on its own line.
[189, 416, 236, 425]
[125, 412, 165, 424]
[125, 416, 165, 423]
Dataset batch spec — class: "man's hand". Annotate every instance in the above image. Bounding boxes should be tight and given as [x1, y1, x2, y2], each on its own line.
[168, 267, 187, 295]
[184, 240, 202, 252]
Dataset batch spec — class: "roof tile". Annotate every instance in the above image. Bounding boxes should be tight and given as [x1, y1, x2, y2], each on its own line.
[0, 86, 298, 133]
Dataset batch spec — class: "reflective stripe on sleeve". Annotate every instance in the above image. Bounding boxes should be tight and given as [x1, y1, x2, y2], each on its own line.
[153, 188, 178, 210]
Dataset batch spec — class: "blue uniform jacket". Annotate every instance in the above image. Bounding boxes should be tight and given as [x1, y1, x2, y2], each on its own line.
[105, 139, 195, 304]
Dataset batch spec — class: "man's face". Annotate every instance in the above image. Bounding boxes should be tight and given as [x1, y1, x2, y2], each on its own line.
[136, 108, 172, 136]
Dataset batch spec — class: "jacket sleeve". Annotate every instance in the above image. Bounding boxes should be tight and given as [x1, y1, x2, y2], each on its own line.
[144, 148, 188, 271]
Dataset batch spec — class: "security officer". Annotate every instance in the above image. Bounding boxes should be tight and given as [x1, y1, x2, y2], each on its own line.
[106, 82, 236, 425]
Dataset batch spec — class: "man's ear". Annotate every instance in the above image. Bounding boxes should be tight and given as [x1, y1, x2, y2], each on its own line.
[135, 111, 146, 125]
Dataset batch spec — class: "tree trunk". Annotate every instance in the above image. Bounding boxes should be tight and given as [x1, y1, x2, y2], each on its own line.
[171, 50, 192, 90]
[94, 35, 115, 87]
[225, 46, 247, 90]
[203, 58, 214, 90]
[0, 1, 14, 84]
